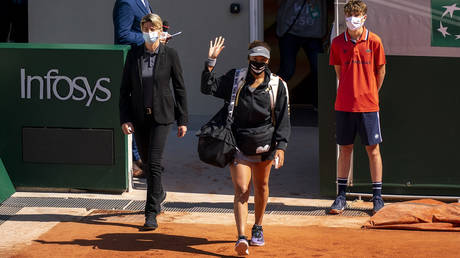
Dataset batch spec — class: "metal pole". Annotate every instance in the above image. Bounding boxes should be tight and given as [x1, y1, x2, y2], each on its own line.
[335, 0, 340, 36]
[249, 0, 263, 42]
[335, 0, 339, 195]
[127, 134, 133, 192]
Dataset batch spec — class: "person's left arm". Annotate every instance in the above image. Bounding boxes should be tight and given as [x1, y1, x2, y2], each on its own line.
[273, 79, 291, 168]
[376, 64, 386, 92]
[169, 47, 188, 137]
[374, 37, 386, 92]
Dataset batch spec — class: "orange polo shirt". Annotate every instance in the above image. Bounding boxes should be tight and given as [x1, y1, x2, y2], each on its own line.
[329, 27, 386, 112]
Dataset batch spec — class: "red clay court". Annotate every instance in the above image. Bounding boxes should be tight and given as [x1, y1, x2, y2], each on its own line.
[2, 193, 460, 257]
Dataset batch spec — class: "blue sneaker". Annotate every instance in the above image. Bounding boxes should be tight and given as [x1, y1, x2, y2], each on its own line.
[372, 196, 385, 214]
[235, 236, 249, 255]
[250, 225, 265, 246]
[329, 195, 347, 214]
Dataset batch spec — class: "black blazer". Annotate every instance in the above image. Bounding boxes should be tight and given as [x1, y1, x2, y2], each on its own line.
[119, 44, 188, 126]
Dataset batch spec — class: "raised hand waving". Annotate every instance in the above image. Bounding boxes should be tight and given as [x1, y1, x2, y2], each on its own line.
[208, 36, 225, 59]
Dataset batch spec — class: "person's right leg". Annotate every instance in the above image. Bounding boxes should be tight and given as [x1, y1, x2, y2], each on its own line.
[277, 33, 302, 81]
[338, 144, 353, 179]
[230, 160, 252, 237]
[329, 111, 357, 214]
[230, 160, 252, 255]
[329, 144, 353, 214]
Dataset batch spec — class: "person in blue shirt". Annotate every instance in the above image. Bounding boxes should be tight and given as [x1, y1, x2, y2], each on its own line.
[113, 0, 152, 46]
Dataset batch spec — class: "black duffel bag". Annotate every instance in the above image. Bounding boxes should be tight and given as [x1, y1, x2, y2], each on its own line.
[197, 68, 245, 168]
[196, 107, 237, 168]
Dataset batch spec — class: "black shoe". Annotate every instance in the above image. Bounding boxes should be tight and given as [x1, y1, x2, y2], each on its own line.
[371, 195, 385, 214]
[142, 213, 158, 231]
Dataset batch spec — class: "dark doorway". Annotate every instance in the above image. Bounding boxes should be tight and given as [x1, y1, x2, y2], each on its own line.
[0, 0, 28, 43]
[263, 0, 334, 124]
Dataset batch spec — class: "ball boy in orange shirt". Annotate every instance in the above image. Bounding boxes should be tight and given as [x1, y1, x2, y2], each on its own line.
[329, 0, 386, 214]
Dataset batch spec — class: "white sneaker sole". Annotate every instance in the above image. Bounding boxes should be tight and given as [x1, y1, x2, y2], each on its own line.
[250, 240, 265, 246]
[235, 241, 249, 255]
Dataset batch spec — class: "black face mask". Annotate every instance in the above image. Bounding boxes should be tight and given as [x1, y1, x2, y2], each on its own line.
[249, 60, 266, 75]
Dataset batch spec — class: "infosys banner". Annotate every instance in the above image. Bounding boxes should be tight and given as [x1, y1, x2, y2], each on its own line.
[19, 68, 111, 107]
[0, 43, 130, 192]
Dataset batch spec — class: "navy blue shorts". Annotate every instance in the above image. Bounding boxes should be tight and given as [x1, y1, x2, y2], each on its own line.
[336, 111, 382, 146]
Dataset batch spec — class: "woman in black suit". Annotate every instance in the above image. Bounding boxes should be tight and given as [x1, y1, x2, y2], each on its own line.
[119, 13, 188, 231]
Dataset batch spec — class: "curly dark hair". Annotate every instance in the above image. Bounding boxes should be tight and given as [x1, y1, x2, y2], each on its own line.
[344, 0, 367, 16]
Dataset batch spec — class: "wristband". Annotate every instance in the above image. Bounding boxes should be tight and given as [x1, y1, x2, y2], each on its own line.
[207, 58, 217, 67]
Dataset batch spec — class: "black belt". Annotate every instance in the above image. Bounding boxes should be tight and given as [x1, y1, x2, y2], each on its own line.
[145, 107, 152, 115]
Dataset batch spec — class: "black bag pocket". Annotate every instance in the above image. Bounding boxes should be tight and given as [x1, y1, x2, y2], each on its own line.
[235, 124, 275, 155]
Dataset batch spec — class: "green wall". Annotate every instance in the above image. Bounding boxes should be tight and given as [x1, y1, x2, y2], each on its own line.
[0, 158, 15, 203]
[0, 43, 130, 192]
[319, 54, 460, 197]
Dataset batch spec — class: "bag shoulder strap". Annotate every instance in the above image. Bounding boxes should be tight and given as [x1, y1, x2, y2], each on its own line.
[268, 74, 289, 126]
[268, 74, 279, 111]
[237, 67, 247, 85]
[227, 68, 247, 120]
[268, 74, 279, 125]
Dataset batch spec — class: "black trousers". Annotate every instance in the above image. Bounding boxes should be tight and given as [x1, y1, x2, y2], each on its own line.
[134, 117, 171, 216]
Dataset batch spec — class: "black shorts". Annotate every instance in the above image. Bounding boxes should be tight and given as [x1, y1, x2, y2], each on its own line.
[336, 111, 382, 146]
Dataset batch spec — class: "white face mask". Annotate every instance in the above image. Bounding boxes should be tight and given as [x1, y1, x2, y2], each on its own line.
[142, 31, 159, 44]
[345, 16, 365, 31]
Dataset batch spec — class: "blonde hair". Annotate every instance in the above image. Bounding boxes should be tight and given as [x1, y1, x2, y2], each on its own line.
[344, 0, 367, 16]
[140, 13, 163, 30]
